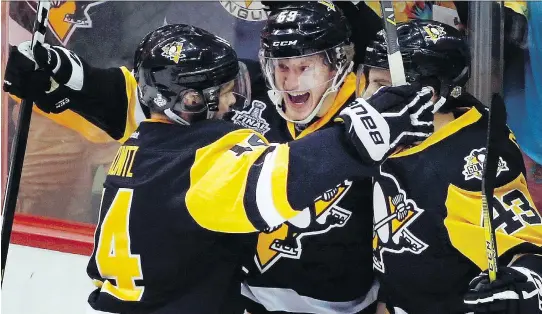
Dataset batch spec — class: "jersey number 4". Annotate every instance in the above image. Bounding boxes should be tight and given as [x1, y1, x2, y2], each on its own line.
[95, 188, 144, 301]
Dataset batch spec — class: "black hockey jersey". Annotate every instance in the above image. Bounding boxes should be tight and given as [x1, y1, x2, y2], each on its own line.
[86, 116, 376, 314]
[32, 59, 380, 313]
[35, 59, 378, 313]
[373, 104, 542, 314]
[236, 74, 378, 314]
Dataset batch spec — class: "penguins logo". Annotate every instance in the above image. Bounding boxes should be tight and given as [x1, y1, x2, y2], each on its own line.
[423, 24, 446, 44]
[255, 180, 353, 273]
[161, 41, 186, 64]
[220, 1, 269, 22]
[462, 148, 509, 181]
[26, 1, 106, 46]
[373, 171, 428, 273]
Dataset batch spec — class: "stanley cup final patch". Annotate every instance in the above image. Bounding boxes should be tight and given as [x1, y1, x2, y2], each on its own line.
[462, 148, 509, 181]
[231, 100, 271, 135]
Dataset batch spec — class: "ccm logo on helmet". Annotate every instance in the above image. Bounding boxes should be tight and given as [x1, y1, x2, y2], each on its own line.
[272, 40, 298, 47]
[350, 101, 385, 146]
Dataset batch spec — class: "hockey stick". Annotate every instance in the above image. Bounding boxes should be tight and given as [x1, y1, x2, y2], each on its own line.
[481, 93, 506, 282]
[478, 1, 506, 283]
[1, 0, 51, 286]
[379, 1, 407, 86]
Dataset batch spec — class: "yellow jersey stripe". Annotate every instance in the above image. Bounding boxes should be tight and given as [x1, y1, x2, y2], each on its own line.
[271, 145, 298, 220]
[392, 107, 482, 158]
[444, 173, 542, 270]
[186, 129, 268, 233]
[118, 67, 140, 144]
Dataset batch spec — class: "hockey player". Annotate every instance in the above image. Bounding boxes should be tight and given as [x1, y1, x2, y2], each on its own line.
[6, 3, 388, 313]
[235, 3, 387, 313]
[359, 19, 542, 314]
[3, 23, 436, 313]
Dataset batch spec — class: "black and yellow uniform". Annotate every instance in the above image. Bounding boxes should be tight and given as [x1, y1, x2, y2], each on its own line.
[86, 115, 375, 314]
[373, 100, 542, 314]
[30, 53, 377, 312]
[237, 74, 377, 314]
[37, 56, 377, 313]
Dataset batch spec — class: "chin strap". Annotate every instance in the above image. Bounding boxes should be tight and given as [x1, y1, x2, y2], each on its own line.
[431, 96, 447, 113]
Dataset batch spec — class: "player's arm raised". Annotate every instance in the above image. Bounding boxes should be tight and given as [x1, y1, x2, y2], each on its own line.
[186, 84, 437, 234]
[185, 125, 374, 233]
[3, 41, 143, 143]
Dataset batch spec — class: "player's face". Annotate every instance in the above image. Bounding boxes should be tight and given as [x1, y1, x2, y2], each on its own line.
[363, 68, 392, 99]
[273, 54, 336, 121]
[215, 80, 236, 119]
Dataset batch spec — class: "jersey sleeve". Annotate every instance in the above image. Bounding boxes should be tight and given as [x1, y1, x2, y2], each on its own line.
[185, 125, 376, 233]
[65, 65, 146, 143]
[29, 53, 146, 144]
[444, 131, 542, 270]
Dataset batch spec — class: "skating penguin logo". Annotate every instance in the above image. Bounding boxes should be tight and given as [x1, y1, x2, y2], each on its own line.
[255, 180, 353, 273]
[373, 170, 428, 273]
[26, 1, 106, 46]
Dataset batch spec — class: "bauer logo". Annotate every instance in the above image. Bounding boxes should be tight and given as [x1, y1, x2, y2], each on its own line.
[220, 1, 269, 22]
[26, 1, 105, 46]
[462, 148, 509, 181]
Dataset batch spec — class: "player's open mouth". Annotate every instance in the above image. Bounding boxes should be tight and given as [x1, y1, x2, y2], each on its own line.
[287, 92, 310, 107]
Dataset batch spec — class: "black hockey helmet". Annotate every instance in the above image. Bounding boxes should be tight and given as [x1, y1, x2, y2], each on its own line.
[259, 1, 355, 124]
[362, 20, 470, 103]
[133, 24, 250, 125]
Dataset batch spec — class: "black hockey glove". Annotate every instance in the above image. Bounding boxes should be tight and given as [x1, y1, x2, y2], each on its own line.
[337, 85, 434, 165]
[464, 266, 542, 314]
[3, 40, 84, 113]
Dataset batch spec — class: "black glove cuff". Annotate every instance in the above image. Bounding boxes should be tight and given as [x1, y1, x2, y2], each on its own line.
[33, 42, 59, 74]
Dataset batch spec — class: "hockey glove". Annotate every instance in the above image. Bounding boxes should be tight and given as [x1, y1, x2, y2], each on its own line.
[464, 266, 542, 314]
[2, 41, 83, 113]
[338, 85, 434, 165]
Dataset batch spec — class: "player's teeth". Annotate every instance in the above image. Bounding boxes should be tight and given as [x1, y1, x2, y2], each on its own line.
[288, 92, 305, 96]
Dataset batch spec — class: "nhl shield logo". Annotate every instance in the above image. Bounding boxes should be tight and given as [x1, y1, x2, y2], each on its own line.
[462, 148, 509, 181]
